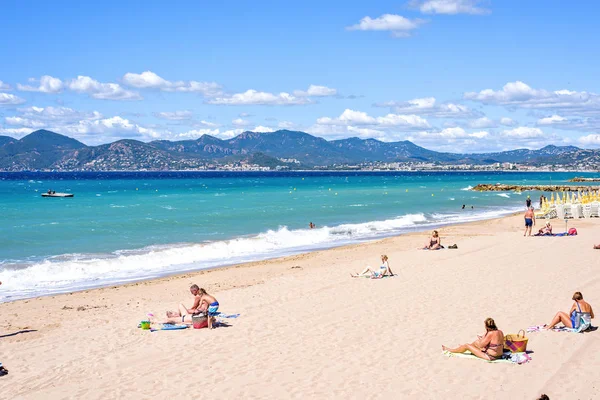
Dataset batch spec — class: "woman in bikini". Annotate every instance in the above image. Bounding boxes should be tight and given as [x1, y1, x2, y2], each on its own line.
[423, 230, 441, 250]
[442, 317, 505, 360]
[545, 291, 594, 331]
[351, 255, 394, 279]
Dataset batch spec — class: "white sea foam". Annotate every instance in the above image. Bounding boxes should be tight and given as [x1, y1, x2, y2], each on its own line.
[497, 193, 510, 198]
[0, 207, 522, 302]
[461, 185, 473, 191]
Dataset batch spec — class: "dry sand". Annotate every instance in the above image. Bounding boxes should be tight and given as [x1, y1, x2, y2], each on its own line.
[1, 213, 599, 399]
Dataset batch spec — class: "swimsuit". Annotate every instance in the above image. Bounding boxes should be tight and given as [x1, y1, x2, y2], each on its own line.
[207, 301, 219, 316]
[525, 218, 533, 227]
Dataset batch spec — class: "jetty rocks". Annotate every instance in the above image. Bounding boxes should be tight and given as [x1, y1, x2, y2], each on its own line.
[569, 177, 600, 182]
[472, 183, 600, 192]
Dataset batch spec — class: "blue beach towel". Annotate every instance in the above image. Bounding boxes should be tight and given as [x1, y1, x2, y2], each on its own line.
[213, 312, 240, 318]
[159, 324, 188, 330]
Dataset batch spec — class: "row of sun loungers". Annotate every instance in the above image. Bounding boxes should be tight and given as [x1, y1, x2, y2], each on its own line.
[536, 202, 600, 219]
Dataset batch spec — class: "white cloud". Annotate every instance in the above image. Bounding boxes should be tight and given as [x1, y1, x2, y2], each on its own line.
[537, 115, 567, 125]
[500, 117, 516, 126]
[294, 85, 337, 97]
[122, 71, 222, 96]
[16, 75, 64, 93]
[376, 97, 481, 118]
[415, 127, 488, 139]
[252, 126, 275, 133]
[177, 126, 273, 140]
[410, 0, 490, 15]
[239, 112, 251, 117]
[67, 76, 141, 100]
[0, 127, 31, 137]
[502, 126, 544, 139]
[278, 121, 295, 129]
[153, 111, 193, 120]
[0, 80, 11, 91]
[468, 117, 496, 128]
[207, 89, 312, 105]
[0, 93, 26, 106]
[5, 116, 46, 129]
[347, 14, 425, 37]
[464, 81, 600, 116]
[316, 109, 430, 129]
[578, 134, 600, 146]
[16, 106, 102, 122]
[232, 118, 251, 127]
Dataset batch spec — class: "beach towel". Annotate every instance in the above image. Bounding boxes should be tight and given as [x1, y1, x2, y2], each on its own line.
[213, 312, 240, 318]
[442, 350, 531, 364]
[528, 323, 593, 334]
[159, 324, 188, 330]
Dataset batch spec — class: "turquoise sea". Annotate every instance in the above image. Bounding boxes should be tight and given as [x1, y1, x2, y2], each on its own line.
[1, 171, 596, 302]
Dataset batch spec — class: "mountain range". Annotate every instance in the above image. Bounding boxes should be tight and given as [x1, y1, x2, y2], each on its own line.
[0, 129, 597, 171]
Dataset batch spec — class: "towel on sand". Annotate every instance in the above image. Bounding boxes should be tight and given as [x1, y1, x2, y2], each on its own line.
[442, 350, 531, 364]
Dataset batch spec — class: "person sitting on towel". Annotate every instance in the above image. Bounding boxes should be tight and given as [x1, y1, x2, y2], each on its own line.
[422, 230, 442, 250]
[442, 318, 505, 360]
[544, 291, 594, 330]
[351, 255, 394, 278]
[536, 222, 552, 236]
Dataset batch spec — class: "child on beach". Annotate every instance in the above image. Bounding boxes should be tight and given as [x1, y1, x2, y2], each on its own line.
[351, 255, 394, 278]
[198, 288, 220, 329]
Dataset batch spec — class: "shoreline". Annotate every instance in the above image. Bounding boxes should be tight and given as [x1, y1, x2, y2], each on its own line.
[1, 211, 599, 398]
[0, 206, 523, 304]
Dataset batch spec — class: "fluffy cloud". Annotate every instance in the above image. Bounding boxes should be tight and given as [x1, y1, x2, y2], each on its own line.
[414, 127, 488, 139]
[206, 90, 312, 106]
[500, 117, 516, 126]
[17, 75, 64, 93]
[67, 76, 141, 101]
[232, 118, 251, 127]
[578, 134, 600, 146]
[347, 14, 425, 37]
[16, 106, 102, 122]
[122, 71, 222, 96]
[502, 127, 544, 139]
[0, 127, 32, 137]
[0, 93, 26, 106]
[0, 80, 11, 91]
[153, 111, 193, 120]
[537, 115, 567, 125]
[293, 85, 337, 97]
[375, 97, 481, 118]
[468, 117, 496, 129]
[464, 81, 600, 116]
[316, 109, 430, 129]
[410, 0, 490, 15]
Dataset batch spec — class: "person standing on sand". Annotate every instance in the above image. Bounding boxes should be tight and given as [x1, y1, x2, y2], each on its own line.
[524, 206, 535, 236]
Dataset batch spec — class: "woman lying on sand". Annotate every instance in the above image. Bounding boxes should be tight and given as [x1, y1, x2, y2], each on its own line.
[545, 291, 594, 331]
[351, 255, 394, 278]
[422, 230, 441, 250]
[442, 318, 505, 360]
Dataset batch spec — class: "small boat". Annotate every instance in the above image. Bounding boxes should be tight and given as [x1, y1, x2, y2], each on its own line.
[42, 192, 74, 198]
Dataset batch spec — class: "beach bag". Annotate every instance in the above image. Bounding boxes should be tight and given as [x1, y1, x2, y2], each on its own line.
[504, 330, 528, 353]
[568, 228, 577, 236]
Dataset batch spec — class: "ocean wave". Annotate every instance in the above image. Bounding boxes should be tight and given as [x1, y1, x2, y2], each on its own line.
[0, 207, 521, 302]
[497, 193, 510, 198]
[461, 185, 473, 191]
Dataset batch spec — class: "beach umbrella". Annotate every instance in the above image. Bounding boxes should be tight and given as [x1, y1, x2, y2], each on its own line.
[550, 192, 554, 205]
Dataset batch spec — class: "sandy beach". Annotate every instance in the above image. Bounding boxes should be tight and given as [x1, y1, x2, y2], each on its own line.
[1, 213, 599, 399]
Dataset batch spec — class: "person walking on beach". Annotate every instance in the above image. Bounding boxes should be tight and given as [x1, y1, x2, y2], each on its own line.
[524, 206, 535, 236]
[442, 318, 505, 361]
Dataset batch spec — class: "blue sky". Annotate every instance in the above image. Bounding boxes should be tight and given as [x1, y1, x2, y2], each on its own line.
[1, 0, 600, 152]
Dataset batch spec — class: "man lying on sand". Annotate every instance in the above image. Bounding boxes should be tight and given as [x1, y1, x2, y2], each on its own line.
[350, 255, 394, 278]
[164, 284, 205, 323]
[442, 318, 504, 361]
[545, 291, 594, 331]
